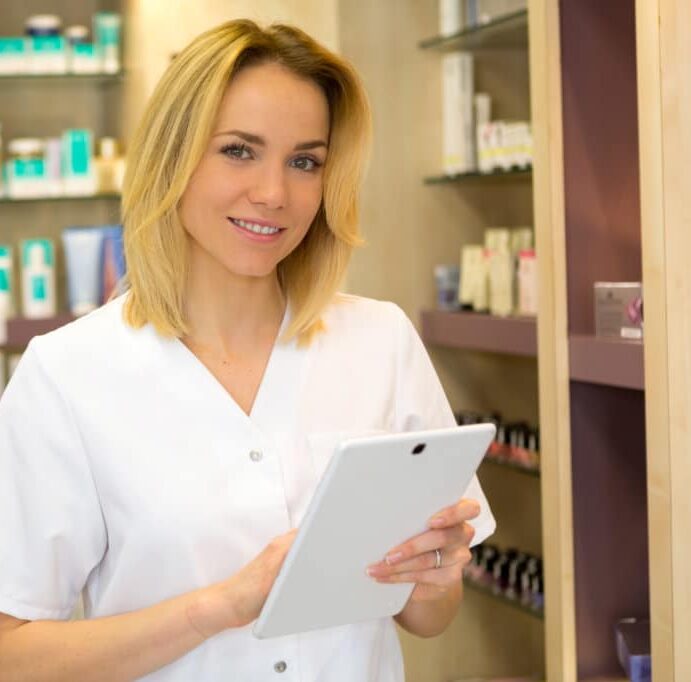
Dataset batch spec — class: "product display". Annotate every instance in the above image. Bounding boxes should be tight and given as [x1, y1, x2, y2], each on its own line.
[464, 543, 544, 613]
[0, 128, 124, 199]
[594, 282, 643, 340]
[442, 51, 475, 174]
[477, 120, 533, 173]
[458, 227, 535, 317]
[0, 11, 121, 76]
[20, 238, 56, 319]
[615, 618, 651, 682]
[455, 409, 540, 471]
[0, 245, 12, 345]
[62, 228, 106, 316]
[434, 264, 461, 311]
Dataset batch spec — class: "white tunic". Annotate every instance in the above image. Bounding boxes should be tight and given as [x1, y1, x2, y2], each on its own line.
[0, 292, 495, 681]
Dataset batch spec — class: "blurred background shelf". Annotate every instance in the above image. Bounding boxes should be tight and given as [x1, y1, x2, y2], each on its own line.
[0, 193, 120, 204]
[424, 167, 532, 185]
[464, 577, 544, 620]
[420, 310, 537, 357]
[4, 314, 75, 350]
[419, 9, 528, 52]
[569, 335, 644, 391]
[0, 72, 124, 84]
[481, 456, 540, 478]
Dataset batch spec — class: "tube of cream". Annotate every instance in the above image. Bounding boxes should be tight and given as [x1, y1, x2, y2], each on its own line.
[62, 227, 105, 316]
[100, 225, 126, 303]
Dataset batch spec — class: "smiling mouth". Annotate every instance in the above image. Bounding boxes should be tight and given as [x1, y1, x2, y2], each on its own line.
[229, 217, 285, 235]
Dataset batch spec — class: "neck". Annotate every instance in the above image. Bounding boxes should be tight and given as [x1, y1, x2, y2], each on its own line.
[182, 260, 286, 355]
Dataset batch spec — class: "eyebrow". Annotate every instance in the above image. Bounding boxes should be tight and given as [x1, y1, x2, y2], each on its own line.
[214, 129, 328, 151]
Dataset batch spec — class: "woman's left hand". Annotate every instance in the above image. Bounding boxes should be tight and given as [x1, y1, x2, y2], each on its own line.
[366, 498, 480, 602]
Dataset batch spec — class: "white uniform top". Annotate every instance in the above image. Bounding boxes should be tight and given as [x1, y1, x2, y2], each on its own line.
[0, 292, 495, 681]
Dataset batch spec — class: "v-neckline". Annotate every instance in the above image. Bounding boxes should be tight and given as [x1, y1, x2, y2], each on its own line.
[172, 303, 291, 425]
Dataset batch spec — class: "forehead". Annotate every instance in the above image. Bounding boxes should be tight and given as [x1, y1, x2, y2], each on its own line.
[215, 62, 330, 139]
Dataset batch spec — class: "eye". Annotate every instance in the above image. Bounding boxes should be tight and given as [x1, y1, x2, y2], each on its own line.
[290, 156, 322, 172]
[221, 143, 252, 160]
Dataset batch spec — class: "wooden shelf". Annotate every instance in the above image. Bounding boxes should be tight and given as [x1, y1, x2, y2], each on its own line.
[0, 193, 120, 204]
[481, 456, 540, 478]
[4, 314, 75, 350]
[419, 9, 528, 52]
[569, 335, 644, 390]
[464, 577, 544, 620]
[424, 167, 532, 185]
[0, 72, 124, 84]
[420, 310, 537, 357]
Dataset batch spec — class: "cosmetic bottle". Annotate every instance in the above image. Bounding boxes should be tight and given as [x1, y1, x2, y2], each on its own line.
[93, 13, 122, 74]
[0, 245, 13, 345]
[61, 129, 96, 196]
[6, 138, 47, 199]
[66, 25, 99, 74]
[26, 15, 67, 74]
[94, 137, 125, 193]
[21, 239, 56, 319]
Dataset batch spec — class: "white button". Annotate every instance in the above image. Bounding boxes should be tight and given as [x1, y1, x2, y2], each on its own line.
[249, 450, 263, 462]
[274, 660, 287, 673]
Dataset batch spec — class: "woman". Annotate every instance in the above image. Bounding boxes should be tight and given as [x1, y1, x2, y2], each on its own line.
[0, 19, 495, 681]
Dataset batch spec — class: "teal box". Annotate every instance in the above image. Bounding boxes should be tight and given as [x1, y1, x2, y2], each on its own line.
[61, 129, 93, 176]
[0, 37, 26, 56]
[30, 35, 65, 55]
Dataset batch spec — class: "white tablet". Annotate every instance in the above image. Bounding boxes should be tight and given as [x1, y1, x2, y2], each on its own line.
[253, 423, 495, 639]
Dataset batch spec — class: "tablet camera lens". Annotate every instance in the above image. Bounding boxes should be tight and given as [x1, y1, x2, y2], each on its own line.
[412, 443, 426, 455]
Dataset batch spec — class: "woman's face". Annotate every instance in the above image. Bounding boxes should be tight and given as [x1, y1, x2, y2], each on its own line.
[179, 61, 329, 282]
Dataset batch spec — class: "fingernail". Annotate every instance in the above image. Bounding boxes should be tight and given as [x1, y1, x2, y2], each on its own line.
[429, 516, 445, 527]
[385, 552, 403, 565]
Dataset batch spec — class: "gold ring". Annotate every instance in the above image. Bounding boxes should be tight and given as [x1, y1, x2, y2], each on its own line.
[434, 548, 442, 569]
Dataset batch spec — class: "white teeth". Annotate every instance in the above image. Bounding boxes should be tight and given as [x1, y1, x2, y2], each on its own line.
[233, 218, 281, 235]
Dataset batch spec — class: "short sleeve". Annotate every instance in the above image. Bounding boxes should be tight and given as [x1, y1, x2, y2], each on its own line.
[0, 340, 107, 621]
[392, 306, 496, 545]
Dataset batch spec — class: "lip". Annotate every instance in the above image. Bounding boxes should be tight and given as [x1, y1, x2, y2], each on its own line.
[227, 217, 286, 243]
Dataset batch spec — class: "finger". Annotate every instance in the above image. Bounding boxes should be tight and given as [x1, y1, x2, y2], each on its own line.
[381, 521, 475, 567]
[427, 498, 481, 529]
[374, 562, 465, 587]
[368, 544, 471, 577]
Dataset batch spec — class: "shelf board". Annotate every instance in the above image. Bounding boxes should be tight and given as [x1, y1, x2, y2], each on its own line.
[420, 309, 537, 357]
[0, 193, 120, 204]
[419, 9, 528, 52]
[464, 577, 544, 620]
[569, 335, 644, 390]
[424, 167, 532, 185]
[4, 314, 75, 350]
[0, 72, 124, 84]
[481, 455, 540, 478]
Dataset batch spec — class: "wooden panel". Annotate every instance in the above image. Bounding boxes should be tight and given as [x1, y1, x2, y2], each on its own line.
[528, 0, 577, 680]
[559, 0, 642, 336]
[421, 310, 537, 357]
[5, 315, 75, 350]
[637, 0, 691, 679]
[570, 383, 649, 678]
[569, 336, 644, 390]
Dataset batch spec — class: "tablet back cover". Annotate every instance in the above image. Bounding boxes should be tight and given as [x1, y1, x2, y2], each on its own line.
[253, 424, 495, 638]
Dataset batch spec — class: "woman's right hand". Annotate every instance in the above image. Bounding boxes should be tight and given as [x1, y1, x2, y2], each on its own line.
[189, 529, 298, 637]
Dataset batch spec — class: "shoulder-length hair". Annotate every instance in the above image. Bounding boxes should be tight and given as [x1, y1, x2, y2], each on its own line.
[121, 19, 371, 345]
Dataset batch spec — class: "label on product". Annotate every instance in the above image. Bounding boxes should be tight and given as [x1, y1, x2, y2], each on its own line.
[31, 36, 65, 54]
[10, 159, 45, 180]
[31, 275, 47, 301]
[0, 38, 26, 55]
[0, 269, 9, 292]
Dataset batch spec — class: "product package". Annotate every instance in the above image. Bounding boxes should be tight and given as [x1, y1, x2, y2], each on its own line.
[20, 238, 56, 319]
[442, 51, 475, 174]
[615, 618, 651, 682]
[517, 249, 537, 316]
[0, 245, 13, 345]
[594, 282, 643, 339]
[434, 264, 461, 311]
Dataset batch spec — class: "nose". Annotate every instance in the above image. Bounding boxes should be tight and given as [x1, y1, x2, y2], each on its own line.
[247, 162, 288, 210]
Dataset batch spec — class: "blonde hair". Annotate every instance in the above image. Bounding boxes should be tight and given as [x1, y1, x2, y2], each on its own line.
[121, 19, 372, 345]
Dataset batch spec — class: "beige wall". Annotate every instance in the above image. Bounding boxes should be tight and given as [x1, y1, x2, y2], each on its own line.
[122, 0, 338, 140]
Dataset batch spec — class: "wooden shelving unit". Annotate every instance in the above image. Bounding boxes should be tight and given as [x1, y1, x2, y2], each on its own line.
[0, 193, 120, 204]
[418, 9, 528, 51]
[3, 315, 76, 351]
[424, 167, 532, 185]
[420, 310, 537, 357]
[568, 335, 644, 390]
[481, 456, 540, 479]
[464, 577, 544, 620]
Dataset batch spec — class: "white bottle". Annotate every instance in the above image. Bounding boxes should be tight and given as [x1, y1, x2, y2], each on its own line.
[21, 239, 56, 319]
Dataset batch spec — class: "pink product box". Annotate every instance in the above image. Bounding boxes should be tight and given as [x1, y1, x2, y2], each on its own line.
[594, 282, 643, 340]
